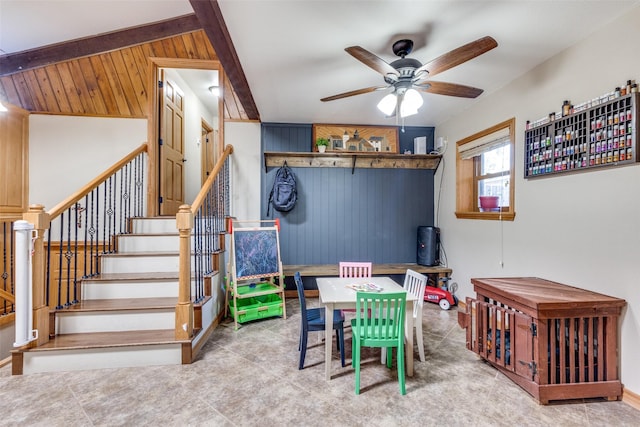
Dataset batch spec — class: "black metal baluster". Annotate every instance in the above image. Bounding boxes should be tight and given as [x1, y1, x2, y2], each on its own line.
[132, 155, 139, 219]
[140, 153, 145, 217]
[89, 190, 96, 276]
[111, 175, 115, 250]
[102, 179, 108, 255]
[195, 209, 202, 302]
[135, 153, 144, 217]
[83, 194, 89, 279]
[223, 160, 229, 230]
[10, 221, 14, 313]
[72, 203, 79, 304]
[205, 189, 212, 275]
[56, 212, 64, 309]
[1, 222, 7, 314]
[203, 188, 209, 301]
[210, 183, 217, 263]
[1, 222, 6, 314]
[118, 166, 126, 235]
[91, 187, 100, 276]
[110, 174, 116, 252]
[125, 163, 132, 233]
[64, 207, 72, 307]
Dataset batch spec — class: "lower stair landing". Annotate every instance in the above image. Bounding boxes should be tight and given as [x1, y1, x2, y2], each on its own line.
[13, 330, 192, 375]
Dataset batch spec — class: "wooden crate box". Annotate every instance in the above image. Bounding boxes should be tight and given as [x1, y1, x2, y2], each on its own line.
[458, 277, 626, 404]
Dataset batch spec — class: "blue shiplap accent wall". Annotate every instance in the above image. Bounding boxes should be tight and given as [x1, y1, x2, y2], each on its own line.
[261, 123, 436, 265]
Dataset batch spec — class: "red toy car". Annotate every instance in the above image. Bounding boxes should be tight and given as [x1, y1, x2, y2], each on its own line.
[424, 284, 457, 310]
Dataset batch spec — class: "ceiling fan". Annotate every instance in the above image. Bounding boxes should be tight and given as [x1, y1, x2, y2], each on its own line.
[321, 36, 498, 117]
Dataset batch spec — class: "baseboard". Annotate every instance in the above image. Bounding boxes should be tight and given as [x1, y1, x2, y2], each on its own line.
[623, 386, 640, 410]
[284, 290, 318, 298]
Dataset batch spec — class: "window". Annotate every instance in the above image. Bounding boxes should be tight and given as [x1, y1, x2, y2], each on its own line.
[455, 118, 515, 220]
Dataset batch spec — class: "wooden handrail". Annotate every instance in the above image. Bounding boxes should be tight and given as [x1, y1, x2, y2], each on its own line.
[190, 144, 234, 214]
[177, 143, 233, 339]
[48, 143, 148, 218]
[0, 288, 15, 303]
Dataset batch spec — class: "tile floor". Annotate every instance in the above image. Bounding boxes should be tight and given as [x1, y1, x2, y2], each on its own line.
[0, 299, 638, 426]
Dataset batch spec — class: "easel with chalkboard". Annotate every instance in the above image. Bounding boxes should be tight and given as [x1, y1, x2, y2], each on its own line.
[225, 219, 287, 329]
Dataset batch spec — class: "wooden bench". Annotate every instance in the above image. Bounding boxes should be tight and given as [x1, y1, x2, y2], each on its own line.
[283, 263, 452, 297]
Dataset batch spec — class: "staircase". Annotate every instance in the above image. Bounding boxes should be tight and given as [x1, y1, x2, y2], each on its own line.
[13, 216, 219, 375]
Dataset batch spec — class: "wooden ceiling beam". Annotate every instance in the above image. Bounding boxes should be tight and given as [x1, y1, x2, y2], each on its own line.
[0, 14, 201, 77]
[189, 0, 259, 121]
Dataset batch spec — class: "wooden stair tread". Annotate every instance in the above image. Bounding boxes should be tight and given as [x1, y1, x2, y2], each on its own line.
[28, 330, 190, 351]
[101, 251, 179, 257]
[58, 297, 178, 312]
[83, 272, 215, 282]
[119, 232, 180, 236]
[84, 272, 180, 281]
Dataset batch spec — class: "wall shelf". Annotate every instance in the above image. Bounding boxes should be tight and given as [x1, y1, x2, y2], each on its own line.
[525, 92, 639, 178]
[264, 151, 442, 173]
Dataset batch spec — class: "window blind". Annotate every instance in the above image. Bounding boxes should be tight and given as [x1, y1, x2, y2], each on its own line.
[459, 127, 510, 160]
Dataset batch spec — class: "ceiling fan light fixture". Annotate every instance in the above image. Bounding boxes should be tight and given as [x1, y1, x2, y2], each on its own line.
[377, 93, 397, 116]
[400, 88, 423, 117]
[404, 88, 423, 109]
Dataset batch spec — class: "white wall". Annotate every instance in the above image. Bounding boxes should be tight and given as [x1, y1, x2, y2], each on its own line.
[226, 121, 261, 221]
[29, 115, 146, 210]
[436, 7, 640, 394]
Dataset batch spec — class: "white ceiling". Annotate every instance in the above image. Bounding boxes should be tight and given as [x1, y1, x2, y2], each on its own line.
[2, 0, 639, 126]
[170, 68, 220, 115]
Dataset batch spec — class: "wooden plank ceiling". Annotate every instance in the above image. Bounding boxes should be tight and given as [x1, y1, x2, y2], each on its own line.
[0, 1, 259, 121]
[0, 29, 249, 120]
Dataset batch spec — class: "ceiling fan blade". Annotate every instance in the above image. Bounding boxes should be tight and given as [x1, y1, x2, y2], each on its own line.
[415, 36, 498, 78]
[415, 81, 484, 98]
[321, 86, 386, 102]
[345, 46, 399, 77]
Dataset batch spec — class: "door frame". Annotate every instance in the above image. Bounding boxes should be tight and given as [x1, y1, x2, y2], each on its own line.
[146, 57, 225, 217]
[201, 119, 214, 185]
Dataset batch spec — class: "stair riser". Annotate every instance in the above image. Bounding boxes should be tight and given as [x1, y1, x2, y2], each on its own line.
[100, 255, 199, 274]
[81, 280, 179, 299]
[100, 255, 182, 273]
[116, 235, 186, 253]
[56, 310, 175, 333]
[21, 344, 183, 375]
[130, 217, 221, 234]
[130, 218, 176, 234]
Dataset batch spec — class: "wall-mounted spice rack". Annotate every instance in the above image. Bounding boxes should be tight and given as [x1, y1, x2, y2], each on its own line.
[525, 93, 639, 178]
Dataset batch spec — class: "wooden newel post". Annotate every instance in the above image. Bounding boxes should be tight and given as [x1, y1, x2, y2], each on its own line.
[22, 204, 51, 347]
[175, 205, 194, 340]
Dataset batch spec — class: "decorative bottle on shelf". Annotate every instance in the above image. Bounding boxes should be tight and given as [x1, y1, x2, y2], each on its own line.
[562, 100, 571, 117]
